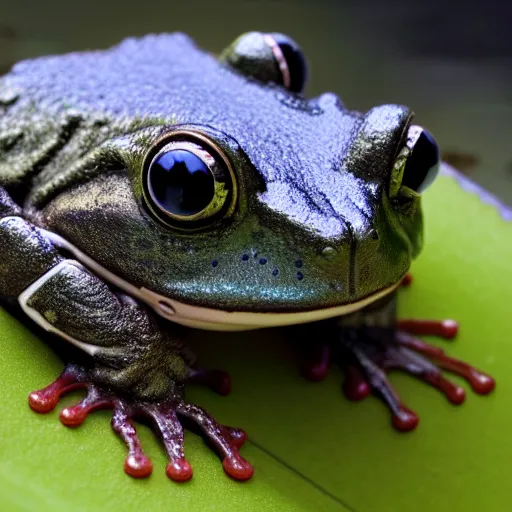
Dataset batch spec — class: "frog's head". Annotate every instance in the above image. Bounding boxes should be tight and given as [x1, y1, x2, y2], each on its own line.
[42, 32, 439, 330]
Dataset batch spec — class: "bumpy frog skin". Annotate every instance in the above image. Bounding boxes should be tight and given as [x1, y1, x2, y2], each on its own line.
[0, 32, 495, 482]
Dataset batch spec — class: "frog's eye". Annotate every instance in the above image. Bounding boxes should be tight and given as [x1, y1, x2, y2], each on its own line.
[221, 32, 308, 94]
[143, 139, 235, 229]
[390, 125, 440, 197]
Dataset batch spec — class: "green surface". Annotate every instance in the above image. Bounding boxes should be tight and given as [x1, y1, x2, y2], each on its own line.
[1, 172, 511, 512]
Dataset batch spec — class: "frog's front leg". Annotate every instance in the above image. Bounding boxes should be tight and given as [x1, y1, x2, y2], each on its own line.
[0, 188, 252, 482]
[301, 289, 495, 431]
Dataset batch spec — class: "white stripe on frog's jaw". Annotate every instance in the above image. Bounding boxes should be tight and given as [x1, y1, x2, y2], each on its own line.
[45, 230, 402, 332]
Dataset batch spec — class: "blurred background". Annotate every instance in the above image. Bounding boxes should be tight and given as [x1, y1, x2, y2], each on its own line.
[0, 0, 511, 203]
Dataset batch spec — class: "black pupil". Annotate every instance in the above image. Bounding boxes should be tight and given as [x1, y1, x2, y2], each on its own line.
[149, 150, 214, 216]
[271, 33, 308, 93]
[402, 129, 440, 193]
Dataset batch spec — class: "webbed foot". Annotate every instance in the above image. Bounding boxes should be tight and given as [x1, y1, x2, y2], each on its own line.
[301, 284, 495, 431]
[29, 364, 253, 482]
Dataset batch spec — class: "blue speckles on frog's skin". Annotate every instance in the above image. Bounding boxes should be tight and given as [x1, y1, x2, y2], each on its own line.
[241, 254, 249, 261]
[272, 268, 279, 277]
[295, 259, 303, 268]
[259, 258, 267, 265]
[297, 272, 304, 281]
[211, 260, 218, 268]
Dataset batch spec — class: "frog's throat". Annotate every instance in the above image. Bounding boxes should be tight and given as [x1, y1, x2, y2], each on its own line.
[44, 230, 401, 332]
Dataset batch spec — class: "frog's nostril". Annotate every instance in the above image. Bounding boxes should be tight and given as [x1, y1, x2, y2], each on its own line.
[320, 246, 337, 260]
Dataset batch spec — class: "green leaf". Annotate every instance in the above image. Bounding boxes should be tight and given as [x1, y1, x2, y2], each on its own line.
[1, 170, 510, 512]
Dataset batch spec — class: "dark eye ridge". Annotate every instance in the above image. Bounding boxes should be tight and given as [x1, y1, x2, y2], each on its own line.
[148, 149, 215, 217]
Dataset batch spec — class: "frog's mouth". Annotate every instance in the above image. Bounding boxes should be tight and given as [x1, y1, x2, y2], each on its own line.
[137, 282, 401, 331]
[46, 230, 402, 332]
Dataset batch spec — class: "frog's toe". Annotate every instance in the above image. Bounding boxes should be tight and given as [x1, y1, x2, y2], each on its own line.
[342, 343, 421, 431]
[223, 426, 248, 448]
[59, 381, 119, 426]
[111, 406, 153, 478]
[176, 403, 254, 481]
[143, 403, 193, 482]
[337, 327, 495, 432]
[28, 364, 88, 414]
[396, 318, 459, 339]
[29, 364, 253, 482]
[342, 366, 371, 401]
[300, 343, 332, 382]
[395, 331, 495, 395]
[117, 401, 251, 481]
[400, 272, 413, 287]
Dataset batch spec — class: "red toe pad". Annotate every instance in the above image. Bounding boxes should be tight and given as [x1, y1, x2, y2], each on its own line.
[222, 455, 254, 481]
[166, 458, 193, 482]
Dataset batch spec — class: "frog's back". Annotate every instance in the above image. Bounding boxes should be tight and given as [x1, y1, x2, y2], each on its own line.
[0, 33, 368, 207]
[0, 32, 408, 240]
[0, 33, 342, 130]
[1, 33, 217, 120]
[0, 34, 219, 193]
[0, 34, 229, 193]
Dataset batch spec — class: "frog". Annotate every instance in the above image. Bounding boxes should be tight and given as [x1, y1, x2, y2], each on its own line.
[0, 31, 495, 483]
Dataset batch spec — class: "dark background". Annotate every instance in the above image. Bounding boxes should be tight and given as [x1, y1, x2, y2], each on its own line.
[1, 0, 511, 202]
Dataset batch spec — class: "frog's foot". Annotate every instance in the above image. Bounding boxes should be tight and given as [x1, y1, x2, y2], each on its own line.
[301, 320, 495, 431]
[28, 364, 253, 482]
